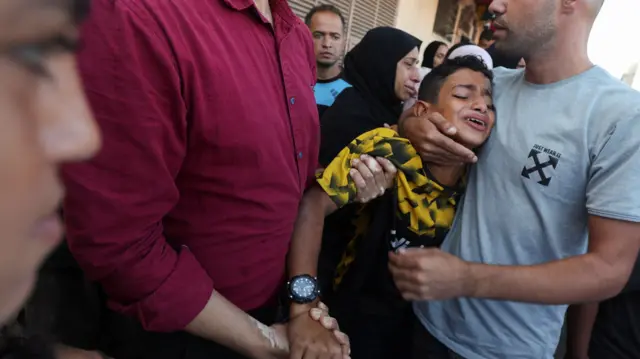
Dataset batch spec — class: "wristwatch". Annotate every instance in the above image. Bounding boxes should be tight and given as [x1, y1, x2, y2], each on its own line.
[287, 274, 320, 304]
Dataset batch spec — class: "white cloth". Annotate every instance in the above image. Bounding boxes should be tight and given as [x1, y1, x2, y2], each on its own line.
[447, 44, 493, 69]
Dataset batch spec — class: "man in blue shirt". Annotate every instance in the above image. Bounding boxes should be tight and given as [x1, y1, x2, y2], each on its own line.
[305, 5, 351, 117]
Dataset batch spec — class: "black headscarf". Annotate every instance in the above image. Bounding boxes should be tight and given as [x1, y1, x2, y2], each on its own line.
[319, 27, 421, 165]
[421, 41, 446, 69]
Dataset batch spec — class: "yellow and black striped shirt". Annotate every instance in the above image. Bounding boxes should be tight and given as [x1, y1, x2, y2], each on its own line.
[316, 127, 464, 287]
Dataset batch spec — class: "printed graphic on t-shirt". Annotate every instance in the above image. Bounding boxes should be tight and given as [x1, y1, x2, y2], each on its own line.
[521, 144, 562, 186]
[314, 77, 350, 108]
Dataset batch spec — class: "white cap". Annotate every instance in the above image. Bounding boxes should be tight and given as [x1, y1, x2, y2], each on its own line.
[448, 45, 494, 70]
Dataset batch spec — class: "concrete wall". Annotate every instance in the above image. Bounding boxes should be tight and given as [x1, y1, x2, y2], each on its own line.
[395, 0, 447, 61]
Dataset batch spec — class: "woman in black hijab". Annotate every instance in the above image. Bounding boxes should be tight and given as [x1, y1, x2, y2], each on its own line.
[421, 40, 449, 70]
[319, 27, 422, 165]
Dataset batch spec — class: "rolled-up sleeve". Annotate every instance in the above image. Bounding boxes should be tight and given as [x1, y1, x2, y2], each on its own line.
[63, 1, 213, 332]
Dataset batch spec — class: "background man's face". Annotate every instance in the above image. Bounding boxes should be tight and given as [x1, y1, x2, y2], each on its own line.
[489, 0, 558, 59]
[309, 11, 344, 68]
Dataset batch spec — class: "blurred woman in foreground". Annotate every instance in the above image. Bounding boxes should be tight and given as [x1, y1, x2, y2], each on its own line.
[0, 0, 100, 357]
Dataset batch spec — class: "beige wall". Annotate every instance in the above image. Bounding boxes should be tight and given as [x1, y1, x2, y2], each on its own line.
[395, 0, 447, 62]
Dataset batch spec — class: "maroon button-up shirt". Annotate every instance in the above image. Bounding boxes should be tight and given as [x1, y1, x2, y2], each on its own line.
[63, 0, 319, 332]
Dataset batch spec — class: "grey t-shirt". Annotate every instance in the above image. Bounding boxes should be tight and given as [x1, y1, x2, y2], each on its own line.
[414, 66, 640, 359]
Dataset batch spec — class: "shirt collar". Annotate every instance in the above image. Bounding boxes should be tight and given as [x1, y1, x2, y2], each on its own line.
[317, 73, 344, 84]
[421, 166, 466, 204]
[221, 0, 254, 11]
[221, 0, 298, 26]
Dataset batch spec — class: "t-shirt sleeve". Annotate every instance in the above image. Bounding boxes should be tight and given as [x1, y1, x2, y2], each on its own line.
[316, 128, 398, 208]
[586, 112, 640, 222]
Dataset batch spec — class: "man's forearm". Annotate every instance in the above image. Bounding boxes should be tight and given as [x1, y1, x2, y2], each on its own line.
[185, 291, 283, 359]
[469, 253, 633, 304]
[288, 187, 336, 317]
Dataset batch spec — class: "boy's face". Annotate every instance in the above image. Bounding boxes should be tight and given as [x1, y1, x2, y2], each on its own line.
[416, 68, 495, 149]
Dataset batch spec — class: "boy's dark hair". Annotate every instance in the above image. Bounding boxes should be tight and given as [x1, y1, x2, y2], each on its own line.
[305, 4, 346, 29]
[418, 55, 493, 104]
[480, 29, 494, 42]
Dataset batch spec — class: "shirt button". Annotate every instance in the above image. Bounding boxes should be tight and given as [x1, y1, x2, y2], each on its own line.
[290, 97, 296, 105]
[298, 151, 303, 159]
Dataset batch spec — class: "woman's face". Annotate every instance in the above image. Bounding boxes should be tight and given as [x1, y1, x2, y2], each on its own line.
[394, 47, 421, 101]
[0, 0, 99, 324]
[433, 44, 449, 68]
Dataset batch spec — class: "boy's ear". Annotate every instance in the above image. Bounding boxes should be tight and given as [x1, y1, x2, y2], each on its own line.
[413, 100, 431, 117]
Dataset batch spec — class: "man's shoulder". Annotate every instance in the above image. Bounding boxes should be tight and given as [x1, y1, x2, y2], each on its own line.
[93, 0, 227, 33]
[494, 66, 640, 122]
[583, 68, 640, 131]
[105, 0, 195, 16]
[580, 66, 640, 96]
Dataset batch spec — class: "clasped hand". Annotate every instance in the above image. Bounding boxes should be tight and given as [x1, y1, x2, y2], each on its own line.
[285, 302, 350, 359]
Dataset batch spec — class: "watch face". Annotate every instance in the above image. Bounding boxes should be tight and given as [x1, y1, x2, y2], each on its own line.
[292, 276, 316, 298]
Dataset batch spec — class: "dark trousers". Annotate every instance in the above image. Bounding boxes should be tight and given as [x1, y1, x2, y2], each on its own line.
[23, 243, 282, 359]
[411, 316, 465, 359]
[346, 306, 414, 359]
[326, 291, 415, 359]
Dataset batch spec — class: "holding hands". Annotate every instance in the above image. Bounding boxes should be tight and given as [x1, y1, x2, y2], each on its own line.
[287, 301, 349, 359]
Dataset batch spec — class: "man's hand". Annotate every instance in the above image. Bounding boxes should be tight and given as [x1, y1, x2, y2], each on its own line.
[288, 310, 349, 359]
[388, 248, 474, 301]
[253, 302, 348, 359]
[401, 112, 477, 165]
[350, 154, 396, 203]
[308, 302, 350, 348]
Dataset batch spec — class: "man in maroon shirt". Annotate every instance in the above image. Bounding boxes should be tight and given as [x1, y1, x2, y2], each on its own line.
[61, 0, 391, 358]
